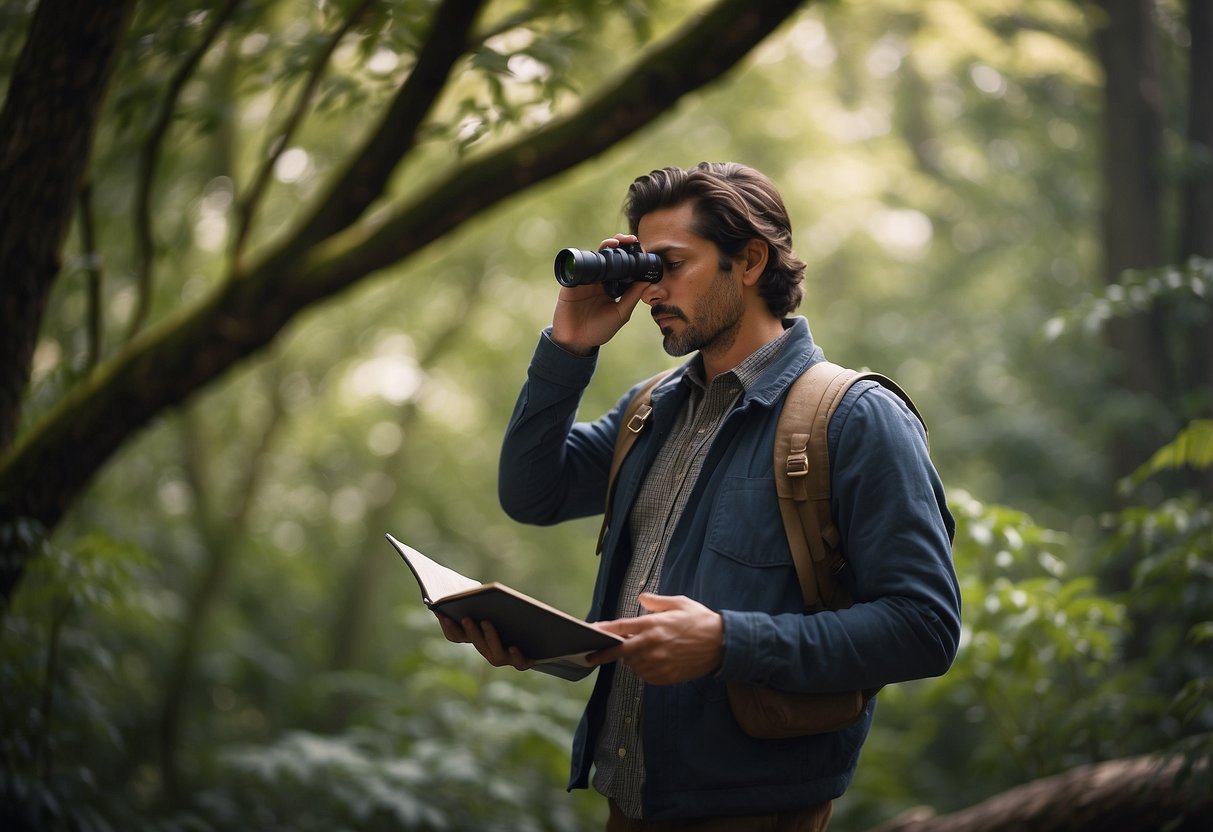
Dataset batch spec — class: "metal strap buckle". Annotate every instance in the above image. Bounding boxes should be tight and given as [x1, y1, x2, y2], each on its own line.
[627, 404, 653, 434]
[786, 452, 809, 477]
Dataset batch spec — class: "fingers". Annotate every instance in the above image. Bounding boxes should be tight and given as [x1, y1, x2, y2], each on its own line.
[435, 611, 469, 643]
[458, 617, 533, 672]
[637, 592, 685, 613]
[591, 595, 724, 684]
[616, 278, 649, 311]
[551, 279, 646, 353]
[597, 233, 638, 249]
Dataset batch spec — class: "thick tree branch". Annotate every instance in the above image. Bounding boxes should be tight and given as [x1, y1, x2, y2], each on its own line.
[0, 0, 809, 600]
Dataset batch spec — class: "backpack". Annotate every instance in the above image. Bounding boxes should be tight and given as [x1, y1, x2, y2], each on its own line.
[603, 359, 926, 737]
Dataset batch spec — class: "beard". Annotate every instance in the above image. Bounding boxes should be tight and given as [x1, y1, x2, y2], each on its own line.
[654, 268, 745, 358]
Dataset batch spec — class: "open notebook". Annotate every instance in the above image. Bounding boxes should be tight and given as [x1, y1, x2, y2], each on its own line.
[386, 533, 620, 680]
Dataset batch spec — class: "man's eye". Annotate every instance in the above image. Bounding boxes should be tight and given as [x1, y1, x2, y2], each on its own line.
[664, 260, 684, 271]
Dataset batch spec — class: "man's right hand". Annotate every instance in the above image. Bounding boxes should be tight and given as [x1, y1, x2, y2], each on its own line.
[549, 234, 649, 355]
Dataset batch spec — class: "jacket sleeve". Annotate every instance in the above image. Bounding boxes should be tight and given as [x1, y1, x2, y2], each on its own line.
[497, 329, 629, 526]
[719, 384, 962, 692]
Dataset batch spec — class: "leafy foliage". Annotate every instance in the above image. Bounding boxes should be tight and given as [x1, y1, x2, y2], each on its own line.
[841, 470, 1213, 827]
[1, 533, 163, 831]
[1043, 257, 1213, 343]
[204, 655, 601, 831]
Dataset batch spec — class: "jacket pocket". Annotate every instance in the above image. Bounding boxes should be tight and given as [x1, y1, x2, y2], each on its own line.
[702, 476, 790, 568]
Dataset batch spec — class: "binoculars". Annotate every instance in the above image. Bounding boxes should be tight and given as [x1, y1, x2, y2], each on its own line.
[553, 243, 663, 298]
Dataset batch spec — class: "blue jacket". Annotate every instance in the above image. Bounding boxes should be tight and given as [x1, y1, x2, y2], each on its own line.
[498, 317, 961, 820]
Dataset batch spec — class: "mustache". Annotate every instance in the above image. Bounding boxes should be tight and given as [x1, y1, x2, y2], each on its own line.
[650, 305, 687, 322]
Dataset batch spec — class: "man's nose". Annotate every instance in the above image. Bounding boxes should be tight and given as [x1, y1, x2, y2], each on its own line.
[642, 277, 667, 305]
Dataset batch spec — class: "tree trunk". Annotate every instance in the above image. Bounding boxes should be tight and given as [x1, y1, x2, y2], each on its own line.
[1092, 0, 1173, 479]
[868, 755, 1213, 832]
[1181, 0, 1213, 264]
[0, 0, 135, 456]
[1181, 0, 1213, 434]
[1180, 0, 1213, 497]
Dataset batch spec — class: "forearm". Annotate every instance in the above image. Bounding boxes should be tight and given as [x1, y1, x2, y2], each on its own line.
[498, 329, 619, 524]
[720, 592, 958, 693]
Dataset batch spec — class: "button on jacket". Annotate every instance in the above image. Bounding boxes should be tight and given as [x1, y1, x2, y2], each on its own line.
[498, 316, 962, 821]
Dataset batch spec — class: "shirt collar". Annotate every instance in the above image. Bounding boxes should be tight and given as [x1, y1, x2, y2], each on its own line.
[683, 325, 796, 393]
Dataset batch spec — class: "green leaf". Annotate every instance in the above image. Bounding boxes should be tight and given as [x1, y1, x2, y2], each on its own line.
[1130, 420, 1213, 484]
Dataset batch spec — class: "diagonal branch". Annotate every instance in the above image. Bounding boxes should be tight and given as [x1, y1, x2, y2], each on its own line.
[128, 0, 242, 342]
[286, 0, 489, 247]
[232, 0, 376, 264]
[76, 179, 104, 371]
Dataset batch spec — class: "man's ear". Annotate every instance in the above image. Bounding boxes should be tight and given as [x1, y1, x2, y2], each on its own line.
[740, 238, 769, 286]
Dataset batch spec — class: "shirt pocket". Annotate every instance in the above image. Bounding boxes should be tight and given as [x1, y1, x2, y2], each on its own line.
[702, 475, 791, 568]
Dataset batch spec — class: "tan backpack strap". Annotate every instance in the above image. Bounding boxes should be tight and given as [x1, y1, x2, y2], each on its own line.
[596, 369, 676, 555]
[775, 362, 858, 609]
[776, 362, 927, 610]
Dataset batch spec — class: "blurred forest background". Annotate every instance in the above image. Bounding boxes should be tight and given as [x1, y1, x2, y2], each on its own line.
[1, 0, 1211, 830]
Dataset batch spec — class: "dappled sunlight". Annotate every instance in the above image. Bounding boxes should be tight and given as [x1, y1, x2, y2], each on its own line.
[343, 353, 425, 405]
[866, 208, 933, 258]
[341, 334, 424, 406]
[273, 147, 312, 183]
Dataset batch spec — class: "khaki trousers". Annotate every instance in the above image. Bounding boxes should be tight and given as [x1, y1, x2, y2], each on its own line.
[606, 799, 832, 832]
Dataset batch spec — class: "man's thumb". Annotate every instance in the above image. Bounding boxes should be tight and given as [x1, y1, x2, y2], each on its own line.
[638, 592, 684, 613]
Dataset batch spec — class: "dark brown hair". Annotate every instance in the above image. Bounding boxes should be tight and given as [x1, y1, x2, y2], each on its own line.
[624, 162, 805, 317]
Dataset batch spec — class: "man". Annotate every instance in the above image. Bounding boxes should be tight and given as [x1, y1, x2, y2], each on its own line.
[441, 162, 961, 829]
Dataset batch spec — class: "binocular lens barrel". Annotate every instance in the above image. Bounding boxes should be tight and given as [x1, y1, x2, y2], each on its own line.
[554, 248, 600, 287]
[553, 246, 663, 297]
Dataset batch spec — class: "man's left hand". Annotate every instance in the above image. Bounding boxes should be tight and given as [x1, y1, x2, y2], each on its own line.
[591, 593, 724, 685]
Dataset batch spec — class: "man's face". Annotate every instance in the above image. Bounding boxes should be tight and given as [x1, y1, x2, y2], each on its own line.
[636, 201, 744, 358]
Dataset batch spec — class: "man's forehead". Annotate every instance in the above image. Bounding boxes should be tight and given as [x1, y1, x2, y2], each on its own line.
[637, 202, 707, 252]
